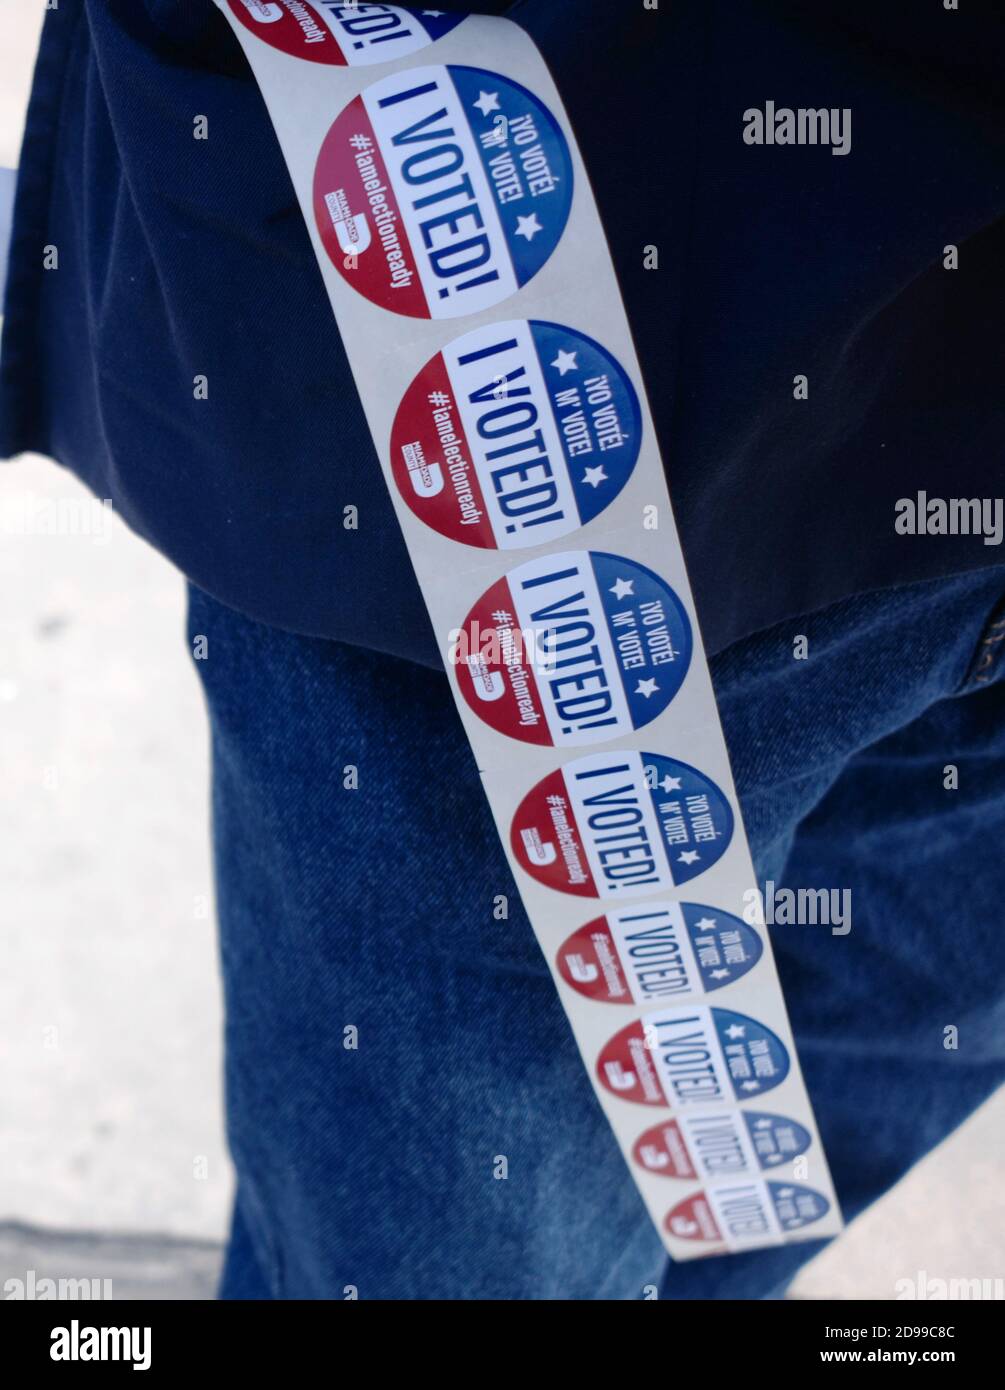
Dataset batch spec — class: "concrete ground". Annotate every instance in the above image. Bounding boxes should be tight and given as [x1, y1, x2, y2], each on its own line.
[1, 4, 1002, 1302]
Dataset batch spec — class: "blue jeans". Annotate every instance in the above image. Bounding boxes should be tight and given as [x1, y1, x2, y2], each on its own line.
[187, 566, 1005, 1299]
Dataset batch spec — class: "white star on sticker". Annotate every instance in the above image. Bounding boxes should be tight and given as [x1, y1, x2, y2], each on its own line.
[422, 9, 445, 15]
[582, 465, 607, 488]
[515, 213, 543, 241]
[777, 1188, 795, 1198]
[473, 90, 500, 117]
[754, 1119, 774, 1130]
[740, 1079, 761, 1091]
[678, 850, 700, 865]
[709, 968, 730, 980]
[635, 678, 660, 699]
[551, 348, 579, 375]
[660, 775, 682, 792]
[725, 1024, 746, 1040]
[694, 916, 717, 930]
[609, 577, 635, 600]
[766, 1154, 783, 1163]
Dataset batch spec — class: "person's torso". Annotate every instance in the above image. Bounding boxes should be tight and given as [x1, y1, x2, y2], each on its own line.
[3, 0, 1004, 663]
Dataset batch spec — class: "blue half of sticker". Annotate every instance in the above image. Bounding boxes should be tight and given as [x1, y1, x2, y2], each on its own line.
[715, 1008, 791, 1098]
[744, 1112, 812, 1169]
[644, 753, 735, 885]
[768, 1181, 831, 1231]
[680, 902, 764, 992]
[448, 64, 574, 291]
[589, 553, 692, 732]
[530, 322, 642, 528]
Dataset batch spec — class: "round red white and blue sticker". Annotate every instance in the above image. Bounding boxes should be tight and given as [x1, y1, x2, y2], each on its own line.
[596, 1005, 790, 1108]
[455, 553, 691, 746]
[557, 902, 762, 1005]
[665, 1180, 831, 1251]
[390, 320, 641, 547]
[313, 65, 573, 317]
[228, 2, 465, 65]
[632, 1110, 812, 1182]
[510, 750, 733, 897]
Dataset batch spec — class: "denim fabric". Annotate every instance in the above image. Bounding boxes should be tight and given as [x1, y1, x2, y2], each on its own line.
[187, 565, 1005, 1299]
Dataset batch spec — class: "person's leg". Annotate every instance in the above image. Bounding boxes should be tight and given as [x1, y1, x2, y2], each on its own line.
[188, 564, 1005, 1299]
[219, 1188, 274, 1300]
[193, 590, 660, 1299]
[657, 571, 1005, 1298]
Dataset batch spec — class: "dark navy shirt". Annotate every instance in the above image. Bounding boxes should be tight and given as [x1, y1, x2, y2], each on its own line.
[2, 0, 1004, 666]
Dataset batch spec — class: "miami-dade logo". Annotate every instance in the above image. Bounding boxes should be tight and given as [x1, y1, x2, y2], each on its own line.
[454, 553, 691, 745]
[314, 65, 573, 317]
[391, 320, 642, 547]
[596, 1005, 790, 1107]
[510, 750, 733, 896]
[228, 2, 464, 65]
[665, 1180, 831, 1251]
[557, 902, 763, 1004]
[631, 1109, 811, 1181]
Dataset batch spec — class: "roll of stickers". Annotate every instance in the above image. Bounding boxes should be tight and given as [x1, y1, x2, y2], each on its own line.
[216, 0, 842, 1260]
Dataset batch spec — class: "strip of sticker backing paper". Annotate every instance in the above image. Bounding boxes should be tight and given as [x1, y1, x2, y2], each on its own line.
[216, 0, 843, 1260]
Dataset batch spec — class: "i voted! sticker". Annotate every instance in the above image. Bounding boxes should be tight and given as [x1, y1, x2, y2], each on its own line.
[557, 902, 762, 1005]
[632, 1110, 812, 1182]
[665, 1180, 831, 1251]
[390, 320, 641, 547]
[596, 1005, 790, 1108]
[314, 65, 573, 317]
[510, 750, 733, 897]
[455, 552, 690, 746]
[229, 2, 464, 65]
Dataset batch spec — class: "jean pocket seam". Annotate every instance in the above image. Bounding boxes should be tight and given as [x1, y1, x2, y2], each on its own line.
[956, 594, 1005, 694]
